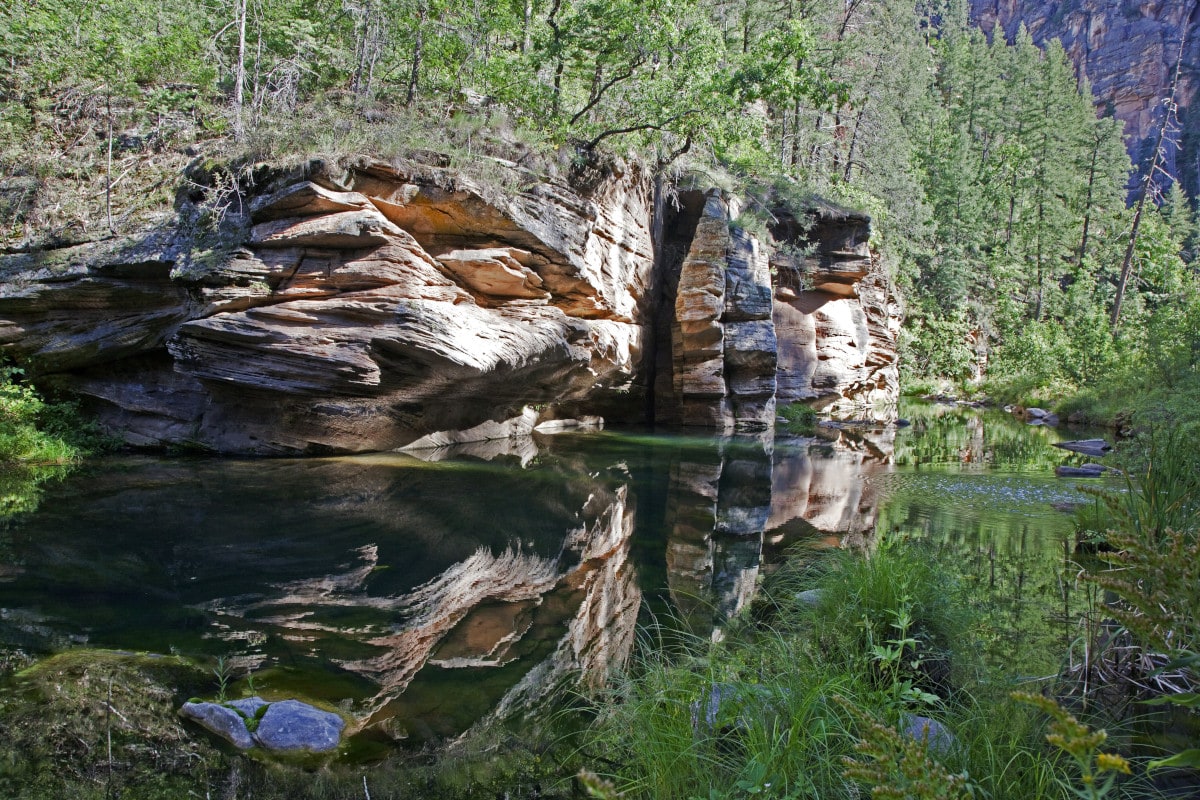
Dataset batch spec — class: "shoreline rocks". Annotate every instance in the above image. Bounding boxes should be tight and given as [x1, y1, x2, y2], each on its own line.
[180, 697, 345, 753]
[1053, 439, 1113, 458]
[1055, 464, 1112, 478]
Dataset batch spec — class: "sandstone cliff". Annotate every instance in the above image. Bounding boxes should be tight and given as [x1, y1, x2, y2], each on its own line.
[969, 0, 1200, 194]
[0, 157, 899, 453]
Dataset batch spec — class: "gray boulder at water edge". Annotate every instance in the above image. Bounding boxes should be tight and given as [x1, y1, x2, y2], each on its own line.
[254, 699, 345, 752]
[1055, 464, 1108, 478]
[180, 696, 344, 753]
[1053, 439, 1113, 458]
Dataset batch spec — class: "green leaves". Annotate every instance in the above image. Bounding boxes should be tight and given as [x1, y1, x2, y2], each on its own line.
[1140, 692, 1200, 709]
[1146, 749, 1200, 772]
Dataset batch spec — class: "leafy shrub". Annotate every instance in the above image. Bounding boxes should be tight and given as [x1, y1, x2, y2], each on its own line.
[0, 365, 75, 465]
[899, 301, 977, 383]
[776, 402, 818, 435]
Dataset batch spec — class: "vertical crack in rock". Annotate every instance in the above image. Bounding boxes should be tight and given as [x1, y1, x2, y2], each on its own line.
[0, 158, 900, 452]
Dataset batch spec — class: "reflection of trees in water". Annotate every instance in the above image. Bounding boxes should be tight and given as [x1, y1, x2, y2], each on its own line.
[0, 464, 70, 521]
[893, 401, 1077, 472]
[880, 401, 1097, 677]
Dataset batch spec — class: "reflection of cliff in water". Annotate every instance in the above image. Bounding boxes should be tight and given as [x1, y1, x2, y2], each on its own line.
[662, 425, 894, 637]
[0, 425, 894, 746]
[184, 449, 641, 744]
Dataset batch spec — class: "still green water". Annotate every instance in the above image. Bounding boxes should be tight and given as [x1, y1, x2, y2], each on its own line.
[0, 402, 1113, 747]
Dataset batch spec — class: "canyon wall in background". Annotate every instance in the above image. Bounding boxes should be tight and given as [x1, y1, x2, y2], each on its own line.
[969, 0, 1200, 195]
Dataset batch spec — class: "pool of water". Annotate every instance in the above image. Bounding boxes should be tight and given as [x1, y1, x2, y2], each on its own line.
[0, 400, 1117, 747]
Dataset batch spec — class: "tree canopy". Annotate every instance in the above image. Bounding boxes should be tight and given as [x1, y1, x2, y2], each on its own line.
[2, 0, 1197, 405]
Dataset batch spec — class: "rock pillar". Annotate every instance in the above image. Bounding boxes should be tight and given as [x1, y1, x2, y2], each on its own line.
[671, 192, 777, 431]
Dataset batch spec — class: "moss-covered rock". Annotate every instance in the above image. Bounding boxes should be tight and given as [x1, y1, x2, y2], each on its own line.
[0, 649, 222, 799]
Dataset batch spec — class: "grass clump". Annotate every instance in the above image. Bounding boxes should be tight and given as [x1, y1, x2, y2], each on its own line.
[0, 649, 220, 799]
[1073, 425, 1200, 721]
[582, 540, 1070, 800]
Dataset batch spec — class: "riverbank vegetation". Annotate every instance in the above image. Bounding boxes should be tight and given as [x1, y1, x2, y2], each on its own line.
[579, 433, 1200, 799]
[1, 359, 122, 509]
[0, 363, 113, 516]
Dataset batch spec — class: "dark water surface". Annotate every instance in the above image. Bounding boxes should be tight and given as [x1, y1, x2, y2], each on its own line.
[0, 402, 1115, 747]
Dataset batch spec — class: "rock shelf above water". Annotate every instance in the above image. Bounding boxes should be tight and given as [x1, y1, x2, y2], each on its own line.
[0, 157, 900, 453]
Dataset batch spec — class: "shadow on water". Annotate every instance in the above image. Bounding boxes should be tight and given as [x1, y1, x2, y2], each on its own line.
[0, 401, 1115, 753]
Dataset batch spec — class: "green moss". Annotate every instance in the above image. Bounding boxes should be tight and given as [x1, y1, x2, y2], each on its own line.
[0, 649, 221, 799]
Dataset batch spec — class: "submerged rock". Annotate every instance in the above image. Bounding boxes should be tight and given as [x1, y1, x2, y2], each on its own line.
[1055, 464, 1107, 478]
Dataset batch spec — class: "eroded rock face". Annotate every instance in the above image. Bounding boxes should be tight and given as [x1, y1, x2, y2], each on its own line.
[0, 159, 900, 453]
[969, 0, 1200, 195]
[0, 158, 655, 454]
[668, 194, 778, 431]
[772, 205, 900, 417]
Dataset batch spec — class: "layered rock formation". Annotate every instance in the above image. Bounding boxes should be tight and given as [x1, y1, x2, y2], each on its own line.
[771, 203, 901, 416]
[969, 0, 1200, 194]
[1, 159, 654, 453]
[665, 194, 777, 431]
[0, 158, 899, 453]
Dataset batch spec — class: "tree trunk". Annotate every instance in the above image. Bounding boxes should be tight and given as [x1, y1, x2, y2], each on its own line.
[1035, 194, 1044, 321]
[1112, 22, 1189, 327]
[1078, 133, 1099, 265]
[405, 3, 426, 107]
[233, 0, 247, 139]
[105, 95, 113, 232]
[547, 0, 564, 115]
[522, 0, 533, 53]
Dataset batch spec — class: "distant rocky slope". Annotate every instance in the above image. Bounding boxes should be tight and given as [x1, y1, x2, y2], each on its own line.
[0, 157, 899, 454]
[969, 0, 1200, 194]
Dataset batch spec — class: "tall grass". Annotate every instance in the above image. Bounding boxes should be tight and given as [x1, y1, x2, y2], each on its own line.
[583, 541, 1069, 799]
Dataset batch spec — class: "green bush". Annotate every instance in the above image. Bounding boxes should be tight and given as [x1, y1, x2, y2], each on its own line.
[0, 365, 75, 465]
[0, 364, 115, 519]
[776, 403, 818, 435]
[899, 301, 978, 384]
